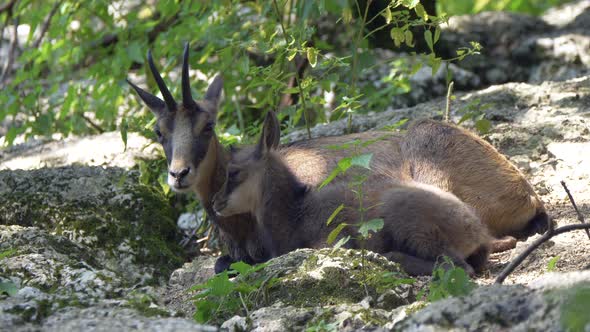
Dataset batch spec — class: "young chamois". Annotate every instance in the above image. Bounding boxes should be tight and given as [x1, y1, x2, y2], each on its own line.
[212, 111, 492, 275]
[127, 43, 547, 272]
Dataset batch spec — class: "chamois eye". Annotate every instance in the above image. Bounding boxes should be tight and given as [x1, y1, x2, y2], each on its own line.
[203, 122, 214, 134]
[155, 128, 162, 138]
[228, 169, 239, 179]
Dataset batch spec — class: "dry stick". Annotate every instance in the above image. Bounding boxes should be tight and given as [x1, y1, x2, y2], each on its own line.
[560, 180, 590, 240]
[444, 81, 454, 122]
[494, 223, 590, 284]
[31, 0, 61, 49]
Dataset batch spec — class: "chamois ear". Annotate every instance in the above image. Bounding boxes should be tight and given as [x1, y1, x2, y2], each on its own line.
[255, 111, 280, 158]
[205, 74, 223, 109]
[126, 79, 166, 117]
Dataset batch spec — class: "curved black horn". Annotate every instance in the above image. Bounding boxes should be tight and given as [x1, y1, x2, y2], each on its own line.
[182, 42, 197, 109]
[147, 50, 177, 112]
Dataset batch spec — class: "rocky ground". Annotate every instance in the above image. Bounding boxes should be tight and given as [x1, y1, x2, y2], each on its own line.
[1, 1, 590, 331]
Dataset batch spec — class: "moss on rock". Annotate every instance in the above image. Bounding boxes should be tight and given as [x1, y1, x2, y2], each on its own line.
[0, 166, 184, 284]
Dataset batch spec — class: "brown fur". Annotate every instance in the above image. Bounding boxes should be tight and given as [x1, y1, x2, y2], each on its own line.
[127, 45, 548, 272]
[400, 119, 549, 238]
[213, 112, 492, 275]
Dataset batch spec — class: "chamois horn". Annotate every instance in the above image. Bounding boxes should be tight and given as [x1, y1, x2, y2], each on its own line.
[147, 50, 177, 112]
[182, 42, 197, 109]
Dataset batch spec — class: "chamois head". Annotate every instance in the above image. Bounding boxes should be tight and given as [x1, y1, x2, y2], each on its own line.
[213, 111, 281, 217]
[127, 43, 223, 192]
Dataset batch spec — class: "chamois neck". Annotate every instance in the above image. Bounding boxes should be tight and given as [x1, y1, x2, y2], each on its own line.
[194, 136, 229, 208]
[257, 155, 310, 253]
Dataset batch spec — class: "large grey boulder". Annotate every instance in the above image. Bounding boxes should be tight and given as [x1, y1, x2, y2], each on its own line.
[396, 271, 590, 332]
[0, 166, 183, 284]
[0, 166, 186, 330]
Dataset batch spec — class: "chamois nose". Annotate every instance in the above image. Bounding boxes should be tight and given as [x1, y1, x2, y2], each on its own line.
[169, 167, 190, 180]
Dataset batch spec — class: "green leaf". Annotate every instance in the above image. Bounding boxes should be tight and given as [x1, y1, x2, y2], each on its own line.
[319, 157, 352, 189]
[287, 49, 298, 61]
[207, 273, 234, 296]
[120, 117, 128, 152]
[358, 218, 384, 238]
[429, 55, 442, 75]
[327, 223, 348, 245]
[193, 299, 216, 323]
[445, 268, 474, 296]
[127, 41, 144, 64]
[434, 27, 441, 44]
[0, 281, 18, 297]
[547, 256, 560, 272]
[350, 153, 373, 169]
[415, 3, 428, 20]
[326, 204, 345, 226]
[424, 30, 434, 52]
[383, 7, 392, 24]
[307, 47, 318, 68]
[390, 27, 404, 47]
[230, 261, 253, 276]
[400, 0, 420, 8]
[332, 235, 351, 250]
[404, 30, 414, 47]
[475, 118, 491, 134]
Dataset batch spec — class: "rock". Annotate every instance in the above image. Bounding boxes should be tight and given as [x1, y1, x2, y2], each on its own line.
[396, 271, 590, 331]
[285, 76, 590, 150]
[161, 256, 217, 317]
[206, 248, 421, 330]
[0, 166, 183, 284]
[38, 300, 216, 332]
[0, 132, 159, 171]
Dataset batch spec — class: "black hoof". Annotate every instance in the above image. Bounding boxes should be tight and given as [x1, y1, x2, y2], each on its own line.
[214, 255, 235, 274]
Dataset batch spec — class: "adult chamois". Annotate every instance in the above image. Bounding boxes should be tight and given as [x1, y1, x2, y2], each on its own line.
[127, 43, 548, 272]
[212, 111, 492, 275]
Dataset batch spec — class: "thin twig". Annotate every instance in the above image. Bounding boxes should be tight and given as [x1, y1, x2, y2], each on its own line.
[348, 0, 372, 134]
[80, 114, 105, 134]
[560, 180, 590, 240]
[238, 292, 250, 317]
[495, 223, 590, 284]
[0, 0, 16, 13]
[0, 14, 18, 84]
[31, 0, 61, 49]
[444, 81, 454, 122]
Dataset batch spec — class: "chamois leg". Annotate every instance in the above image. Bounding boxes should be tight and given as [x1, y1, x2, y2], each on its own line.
[382, 251, 475, 276]
[490, 236, 518, 253]
[382, 251, 437, 276]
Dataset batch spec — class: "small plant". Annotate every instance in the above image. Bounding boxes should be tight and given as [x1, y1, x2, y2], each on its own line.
[419, 258, 475, 302]
[560, 286, 590, 332]
[455, 97, 493, 134]
[546, 256, 560, 272]
[306, 320, 338, 332]
[191, 261, 275, 324]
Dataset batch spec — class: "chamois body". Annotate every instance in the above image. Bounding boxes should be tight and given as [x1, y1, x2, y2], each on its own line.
[401, 119, 549, 238]
[213, 112, 492, 275]
[127, 44, 547, 272]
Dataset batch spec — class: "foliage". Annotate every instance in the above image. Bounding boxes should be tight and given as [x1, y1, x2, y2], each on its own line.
[546, 256, 560, 272]
[560, 285, 590, 332]
[438, 0, 571, 16]
[455, 97, 493, 134]
[191, 261, 275, 324]
[419, 259, 475, 302]
[0, 280, 18, 297]
[0, 0, 480, 147]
